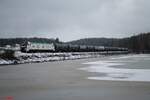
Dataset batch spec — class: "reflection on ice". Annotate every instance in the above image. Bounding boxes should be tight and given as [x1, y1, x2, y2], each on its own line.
[80, 54, 150, 82]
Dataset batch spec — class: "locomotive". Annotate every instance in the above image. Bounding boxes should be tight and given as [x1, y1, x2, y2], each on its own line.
[21, 41, 128, 53]
[21, 41, 55, 52]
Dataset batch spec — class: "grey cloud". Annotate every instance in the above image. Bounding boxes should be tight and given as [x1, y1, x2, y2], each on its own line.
[0, 0, 150, 41]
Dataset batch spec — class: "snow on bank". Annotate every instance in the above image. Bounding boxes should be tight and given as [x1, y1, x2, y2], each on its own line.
[0, 59, 15, 65]
[0, 51, 129, 65]
[0, 52, 106, 65]
[80, 54, 150, 82]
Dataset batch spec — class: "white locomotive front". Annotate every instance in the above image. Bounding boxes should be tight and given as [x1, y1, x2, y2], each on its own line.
[21, 41, 55, 52]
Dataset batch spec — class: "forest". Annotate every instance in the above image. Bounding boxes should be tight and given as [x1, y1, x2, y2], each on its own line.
[0, 32, 150, 53]
[67, 32, 150, 52]
[0, 37, 60, 47]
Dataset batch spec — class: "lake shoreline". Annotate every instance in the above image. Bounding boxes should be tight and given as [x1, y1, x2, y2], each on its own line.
[0, 55, 150, 100]
[0, 51, 129, 65]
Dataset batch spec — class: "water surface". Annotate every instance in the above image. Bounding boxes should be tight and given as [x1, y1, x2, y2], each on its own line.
[80, 54, 150, 82]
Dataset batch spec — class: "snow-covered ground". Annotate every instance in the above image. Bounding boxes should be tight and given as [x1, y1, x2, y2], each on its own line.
[0, 59, 15, 65]
[0, 51, 129, 65]
[80, 54, 150, 82]
[0, 52, 106, 65]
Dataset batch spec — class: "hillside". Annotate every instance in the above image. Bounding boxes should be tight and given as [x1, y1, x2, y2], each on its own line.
[0, 33, 150, 52]
[67, 33, 150, 52]
[67, 38, 120, 46]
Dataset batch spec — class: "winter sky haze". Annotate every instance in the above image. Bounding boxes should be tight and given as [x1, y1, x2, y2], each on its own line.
[0, 0, 150, 41]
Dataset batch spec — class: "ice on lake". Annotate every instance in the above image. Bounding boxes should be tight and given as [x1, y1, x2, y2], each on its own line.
[80, 54, 150, 82]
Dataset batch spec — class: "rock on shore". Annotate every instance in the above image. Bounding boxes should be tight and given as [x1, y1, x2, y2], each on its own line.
[0, 51, 128, 65]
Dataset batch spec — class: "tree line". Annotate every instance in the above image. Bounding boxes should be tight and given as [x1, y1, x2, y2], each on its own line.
[0, 33, 150, 53]
[0, 37, 60, 47]
[67, 32, 150, 53]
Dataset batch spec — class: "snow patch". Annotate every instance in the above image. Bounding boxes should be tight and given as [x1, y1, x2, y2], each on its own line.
[0, 52, 105, 65]
[80, 54, 150, 82]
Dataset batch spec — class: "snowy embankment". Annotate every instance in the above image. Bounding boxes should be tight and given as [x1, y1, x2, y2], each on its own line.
[0, 51, 128, 65]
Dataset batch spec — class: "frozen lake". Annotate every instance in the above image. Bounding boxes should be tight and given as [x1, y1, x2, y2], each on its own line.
[0, 54, 150, 100]
[80, 54, 150, 82]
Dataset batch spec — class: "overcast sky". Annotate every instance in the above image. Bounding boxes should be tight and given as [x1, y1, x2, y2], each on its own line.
[0, 0, 150, 41]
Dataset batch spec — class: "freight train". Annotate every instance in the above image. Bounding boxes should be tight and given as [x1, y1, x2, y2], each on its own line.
[21, 41, 128, 53]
